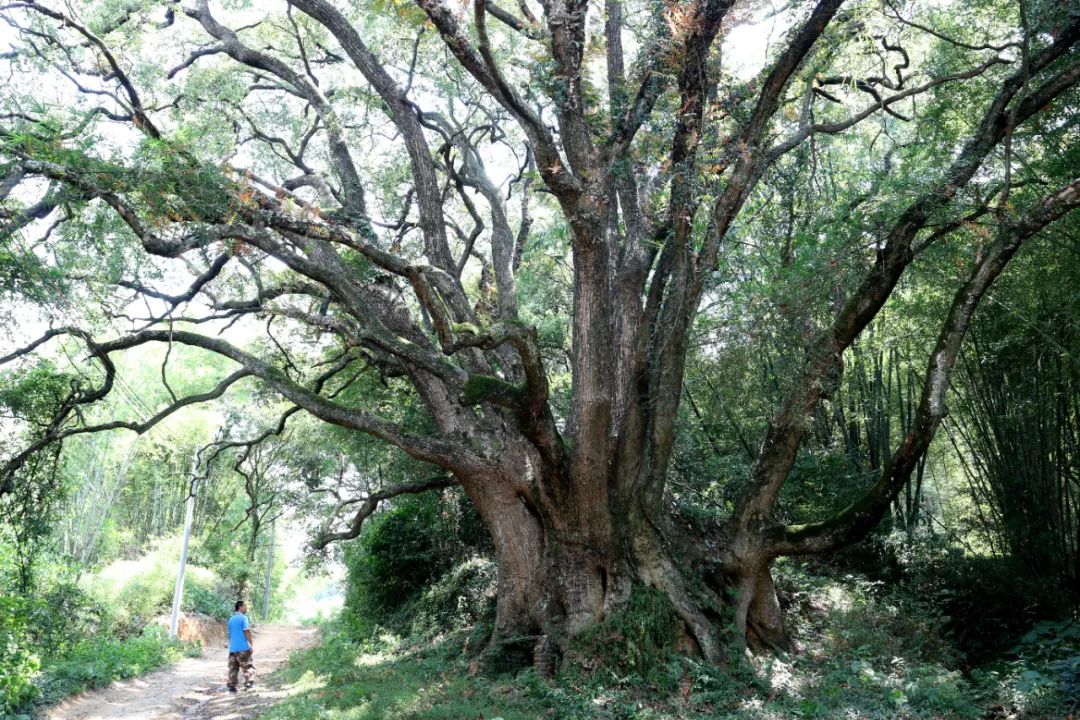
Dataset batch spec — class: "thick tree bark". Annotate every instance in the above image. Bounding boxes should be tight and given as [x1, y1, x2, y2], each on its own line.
[460, 429, 733, 666]
[463, 464, 546, 661]
[746, 568, 790, 653]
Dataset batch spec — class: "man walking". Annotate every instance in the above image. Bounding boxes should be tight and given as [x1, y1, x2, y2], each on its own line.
[227, 600, 255, 692]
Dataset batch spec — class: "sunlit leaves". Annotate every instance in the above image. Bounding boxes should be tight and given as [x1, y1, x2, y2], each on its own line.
[0, 361, 76, 426]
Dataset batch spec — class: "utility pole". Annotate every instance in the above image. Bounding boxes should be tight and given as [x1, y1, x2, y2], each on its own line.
[169, 451, 199, 639]
[262, 517, 276, 623]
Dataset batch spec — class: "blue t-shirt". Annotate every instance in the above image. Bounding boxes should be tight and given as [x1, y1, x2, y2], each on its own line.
[227, 612, 251, 652]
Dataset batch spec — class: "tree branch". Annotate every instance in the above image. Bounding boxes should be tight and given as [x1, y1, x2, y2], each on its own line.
[730, 19, 1080, 538]
[312, 473, 459, 548]
[772, 176, 1080, 555]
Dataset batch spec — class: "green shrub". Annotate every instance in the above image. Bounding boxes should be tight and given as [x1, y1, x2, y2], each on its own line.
[980, 618, 1080, 717]
[1053, 652, 1080, 712]
[90, 556, 176, 632]
[28, 581, 112, 657]
[776, 560, 961, 666]
[756, 561, 984, 719]
[569, 586, 683, 690]
[343, 491, 488, 639]
[36, 626, 196, 705]
[89, 540, 233, 632]
[823, 528, 1064, 667]
[183, 575, 234, 620]
[1, 576, 141, 714]
[898, 548, 1053, 664]
[0, 595, 41, 716]
[408, 557, 496, 639]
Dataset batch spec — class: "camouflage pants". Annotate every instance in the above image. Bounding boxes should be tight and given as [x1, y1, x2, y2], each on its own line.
[227, 650, 255, 689]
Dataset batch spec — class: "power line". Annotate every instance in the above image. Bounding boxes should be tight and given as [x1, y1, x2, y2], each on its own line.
[1, 205, 193, 447]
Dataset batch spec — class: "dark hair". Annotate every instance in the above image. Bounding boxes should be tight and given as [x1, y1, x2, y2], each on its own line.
[235, 600, 245, 611]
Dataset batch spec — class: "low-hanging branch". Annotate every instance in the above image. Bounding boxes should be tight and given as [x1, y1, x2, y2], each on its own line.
[0, 327, 485, 483]
[312, 473, 461, 549]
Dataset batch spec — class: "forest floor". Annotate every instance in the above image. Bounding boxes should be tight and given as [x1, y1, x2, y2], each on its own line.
[44, 624, 320, 720]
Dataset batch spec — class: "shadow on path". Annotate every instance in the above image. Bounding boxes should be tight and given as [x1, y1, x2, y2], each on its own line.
[46, 625, 319, 720]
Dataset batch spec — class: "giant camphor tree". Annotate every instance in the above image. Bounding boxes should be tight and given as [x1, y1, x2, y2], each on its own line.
[1, 0, 1079, 666]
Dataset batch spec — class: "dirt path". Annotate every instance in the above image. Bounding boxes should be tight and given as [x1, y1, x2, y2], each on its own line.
[46, 625, 319, 720]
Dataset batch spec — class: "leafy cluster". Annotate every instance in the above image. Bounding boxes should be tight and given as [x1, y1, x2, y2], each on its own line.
[343, 490, 491, 639]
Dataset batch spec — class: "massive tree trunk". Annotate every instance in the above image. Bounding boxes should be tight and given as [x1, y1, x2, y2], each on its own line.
[458, 449, 547, 658]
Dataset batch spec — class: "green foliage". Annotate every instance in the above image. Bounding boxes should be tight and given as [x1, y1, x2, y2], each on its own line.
[343, 491, 489, 639]
[776, 451, 876, 526]
[0, 448, 64, 592]
[460, 374, 525, 406]
[90, 540, 235, 631]
[776, 561, 960, 666]
[695, 573, 980, 719]
[842, 532, 1061, 665]
[25, 581, 111, 657]
[267, 562, 1016, 720]
[982, 619, 1080, 717]
[35, 626, 196, 707]
[569, 587, 683, 690]
[0, 566, 119, 713]
[261, 624, 551, 720]
[0, 361, 76, 426]
[129, 137, 235, 223]
[0, 596, 41, 716]
[406, 557, 496, 639]
[0, 362, 72, 594]
[184, 580, 234, 621]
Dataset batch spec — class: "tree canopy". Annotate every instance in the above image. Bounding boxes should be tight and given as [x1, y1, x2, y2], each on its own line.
[2, 0, 1078, 667]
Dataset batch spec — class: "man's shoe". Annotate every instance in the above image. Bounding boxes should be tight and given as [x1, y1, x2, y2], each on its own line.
[228, 687, 237, 693]
[244, 682, 255, 689]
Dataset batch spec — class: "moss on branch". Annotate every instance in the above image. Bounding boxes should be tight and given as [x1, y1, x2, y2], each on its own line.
[461, 373, 526, 407]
